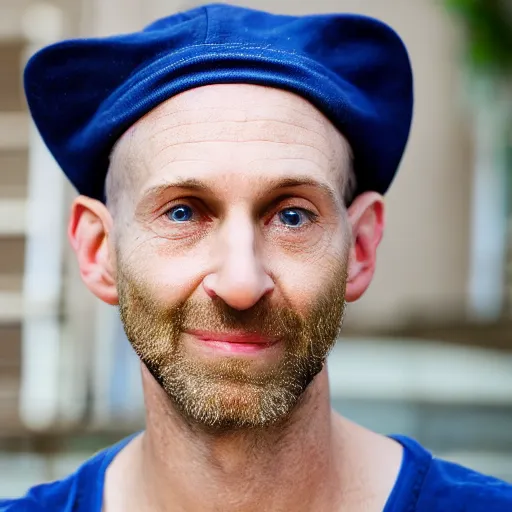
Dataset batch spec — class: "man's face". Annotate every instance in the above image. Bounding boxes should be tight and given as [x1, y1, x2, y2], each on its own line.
[109, 84, 353, 431]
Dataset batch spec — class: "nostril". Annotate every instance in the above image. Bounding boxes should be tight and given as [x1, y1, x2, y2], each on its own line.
[202, 275, 218, 299]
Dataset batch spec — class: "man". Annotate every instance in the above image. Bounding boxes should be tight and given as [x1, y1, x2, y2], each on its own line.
[2, 3, 511, 511]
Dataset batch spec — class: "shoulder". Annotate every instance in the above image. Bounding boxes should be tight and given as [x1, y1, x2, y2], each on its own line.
[0, 434, 138, 512]
[418, 456, 512, 511]
[0, 477, 76, 511]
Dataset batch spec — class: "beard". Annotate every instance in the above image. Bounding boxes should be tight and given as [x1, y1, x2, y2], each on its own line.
[117, 258, 348, 433]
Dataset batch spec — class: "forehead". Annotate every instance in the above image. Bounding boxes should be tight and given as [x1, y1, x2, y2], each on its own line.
[110, 84, 349, 199]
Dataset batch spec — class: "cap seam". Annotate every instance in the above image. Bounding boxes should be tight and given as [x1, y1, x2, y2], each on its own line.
[114, 42, 303, 96]
[202, 5, 211, 44]
[97, 44, 349, 120]
[141, 43, 315, 88]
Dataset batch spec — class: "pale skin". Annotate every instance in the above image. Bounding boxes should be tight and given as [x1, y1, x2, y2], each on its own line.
[68, 84, 403, 511]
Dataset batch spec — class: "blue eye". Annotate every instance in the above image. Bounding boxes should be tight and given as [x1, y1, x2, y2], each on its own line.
[167, 205, 194, 222]
[278, 208, 309, 227]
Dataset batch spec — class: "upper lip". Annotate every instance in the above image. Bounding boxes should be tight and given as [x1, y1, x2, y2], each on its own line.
[187, 330, 276, 344]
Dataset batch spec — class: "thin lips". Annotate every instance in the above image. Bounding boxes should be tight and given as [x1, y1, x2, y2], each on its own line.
[188, 330, 276, 345]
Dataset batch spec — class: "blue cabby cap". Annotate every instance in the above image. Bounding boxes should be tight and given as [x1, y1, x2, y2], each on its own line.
[24, 3, 414, 202]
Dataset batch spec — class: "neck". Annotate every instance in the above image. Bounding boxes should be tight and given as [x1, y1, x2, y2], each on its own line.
[105, 365, 402, 512]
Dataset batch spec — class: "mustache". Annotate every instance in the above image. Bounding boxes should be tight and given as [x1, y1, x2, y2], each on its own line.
[168, 297, 307, 339]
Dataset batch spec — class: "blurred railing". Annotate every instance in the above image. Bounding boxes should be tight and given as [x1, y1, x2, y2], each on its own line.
[0, 23, 30, 436]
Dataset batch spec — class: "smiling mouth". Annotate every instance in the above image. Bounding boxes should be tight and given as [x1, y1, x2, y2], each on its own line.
[187, 330, 279, 354]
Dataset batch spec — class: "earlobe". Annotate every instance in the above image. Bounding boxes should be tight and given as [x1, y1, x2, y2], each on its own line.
[68, 196, 119, 305]
[344, 193, 385, 302]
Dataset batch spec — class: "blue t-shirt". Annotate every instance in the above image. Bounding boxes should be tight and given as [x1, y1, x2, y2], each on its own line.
[1, 434, 512, 511]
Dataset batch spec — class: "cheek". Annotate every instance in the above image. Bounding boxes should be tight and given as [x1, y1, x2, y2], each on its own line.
[266, 234, 349, 314]
[119, 236, 208, 304]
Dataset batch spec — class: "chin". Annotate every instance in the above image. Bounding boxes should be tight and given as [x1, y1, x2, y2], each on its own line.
[155, 362, 318, 432]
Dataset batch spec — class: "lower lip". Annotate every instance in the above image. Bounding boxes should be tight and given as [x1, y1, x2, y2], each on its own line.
[192, 336, 277, 354]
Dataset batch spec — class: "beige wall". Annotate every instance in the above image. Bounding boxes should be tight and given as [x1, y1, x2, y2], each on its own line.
[68, 0, 474, 331]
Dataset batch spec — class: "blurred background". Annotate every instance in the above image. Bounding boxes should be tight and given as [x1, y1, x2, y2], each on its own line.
[1, 0, 512, 498]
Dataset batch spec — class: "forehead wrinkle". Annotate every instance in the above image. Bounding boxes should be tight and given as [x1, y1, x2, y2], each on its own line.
[147, 118, 330, 146]
[143, 147, 336, 194]
[141, 100, 333, 135]
[164, 84, 329, 120]
[148, 136, 334, 173]
[138, 136, 347, 202]
[131, 84, 343, 163]
[142, 104, 330, 133]
[150, 140, 332, 166]
[142, 116, 334, 160]
[136, 85, 336, 138]
[157, 104, 325, 120]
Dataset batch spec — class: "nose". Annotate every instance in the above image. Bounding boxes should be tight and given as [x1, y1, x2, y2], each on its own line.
[203, 214, 274, 310]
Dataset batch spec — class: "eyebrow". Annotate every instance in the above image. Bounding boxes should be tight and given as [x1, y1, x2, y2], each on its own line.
[261, 176, 339, 206]
[139, 175, 340, 208]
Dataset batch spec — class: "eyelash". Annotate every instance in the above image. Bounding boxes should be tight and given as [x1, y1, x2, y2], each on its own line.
[161, 201, 319, 228]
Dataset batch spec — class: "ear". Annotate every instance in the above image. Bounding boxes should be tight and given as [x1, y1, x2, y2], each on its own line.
[345, 192, 385, 303]
[68, 195, 119, 305]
